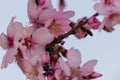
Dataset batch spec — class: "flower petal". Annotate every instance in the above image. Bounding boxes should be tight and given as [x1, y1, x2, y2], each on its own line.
[58, 58, 71, 76]
[32, 27, 54, 46]
[1, 48, 18, 69]
[27, 0, 42, 23]
[7, 17, 16, 37]
[0, 33, 8, 49]
[67, 48, 81, 68]
[81, 60, 97, 76]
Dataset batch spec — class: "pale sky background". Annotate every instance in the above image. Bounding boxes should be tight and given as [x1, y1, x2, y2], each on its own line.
[0, 0, 120, 80]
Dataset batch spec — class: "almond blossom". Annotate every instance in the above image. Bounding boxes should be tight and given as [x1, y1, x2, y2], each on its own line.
[19, 27, 54, 60]
[100, 12, 120, 29]
[57, 48, 102, 80]
[17, 57, 45, 80]
[16, 27, 54, 80]
[0, 17, 23, 68]
[94, 0, 120, 29]
[94, 0, 120, 15]
[38, 9, 74, 37]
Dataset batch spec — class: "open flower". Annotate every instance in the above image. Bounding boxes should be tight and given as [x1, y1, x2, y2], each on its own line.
[57, 48, 102, 80]
[100, 12, 120, 29]
[94, 0, 120, 15]
[38, 9, 74, 37]
[94, 0, 120, 29]
[17, 57, 45, 80]
[0, 17, 24, 68]
[19, 27, 54, 60]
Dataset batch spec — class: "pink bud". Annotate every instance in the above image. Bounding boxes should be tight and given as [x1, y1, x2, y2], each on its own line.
[38, 0, 46, 6]
[88, 17, 101, 29]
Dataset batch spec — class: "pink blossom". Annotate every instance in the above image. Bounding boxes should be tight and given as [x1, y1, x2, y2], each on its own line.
[27, 0, 53, 23]
[87, 17, 101, 29]
[17, 58, 45, 80]
[80, 60, 97, 76]
[94, 0, 120, 29]
[80, 60, 102, 79]
[0, 17, 23, 68]
[100, 13, 120, 29]
[38, 9, 74, 37]
[58, 48, 102, 79]
[94, 0, 120, 15]
[19, 27, 54, 60]
[15, 27, 54, 80]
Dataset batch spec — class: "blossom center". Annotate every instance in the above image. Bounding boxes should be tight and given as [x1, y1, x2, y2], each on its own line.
[24, 38, 33, 49]
[48, 20, 62, 36]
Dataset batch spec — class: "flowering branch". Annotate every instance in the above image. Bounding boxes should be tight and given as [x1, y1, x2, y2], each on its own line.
[2, 0, 120, 80]
[46, 13, 99, 52]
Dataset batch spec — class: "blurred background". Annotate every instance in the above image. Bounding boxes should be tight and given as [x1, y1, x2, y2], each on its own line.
[0, 0, 120, 80]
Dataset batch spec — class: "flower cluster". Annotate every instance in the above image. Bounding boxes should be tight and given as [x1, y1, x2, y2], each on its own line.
[3, 0, 120, 80]
[94, 0, 120, 31]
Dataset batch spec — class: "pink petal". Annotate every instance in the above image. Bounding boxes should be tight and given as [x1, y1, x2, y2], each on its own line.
[20, 26, 34, 39]
[37, 74, 45, 80]
[56, 19, 71, 32]
[27, 0, 42, 23]
[67, 48, 81, 68]
[58, 58, 71, 76]
[72, 77, 78, 80]
[37, 65, 43, 75]
[29, 55, 41, 66]
[62, 11, 75, 19]
[32, 27, 54, 46]
[81, 60, 97, 76]
[1, 48, 18, 69]
[0, 33, 8, 49]
[30, 45, 46, 56]
[19, 45, 31, 60]
[17, 59, 34, 78]
[54, 69, 62, 80]
[7, 17, 23, 38]
[42, 52, 50, 63]
[13, 22, 24, 41]
[7, 17, 16, 37]
[39, 9, 57, 23]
